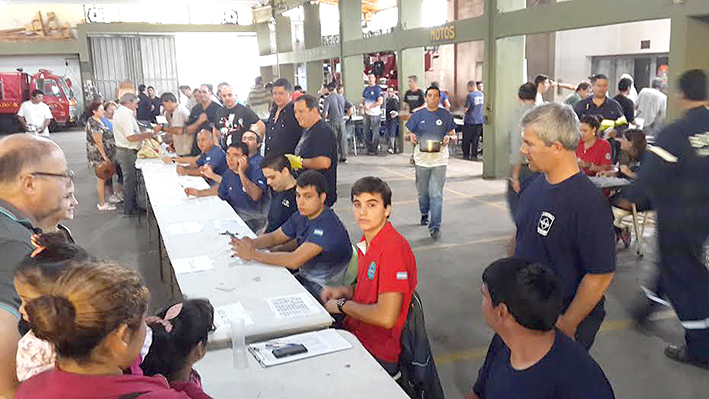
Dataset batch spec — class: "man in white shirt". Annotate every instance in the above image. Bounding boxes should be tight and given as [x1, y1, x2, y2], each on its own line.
[635, 78, 668, 136]
[113, 92, 155, 215]
[179, 85, 197, 111]
[155, 92, 192, 156]
[17, 90, 53, 137]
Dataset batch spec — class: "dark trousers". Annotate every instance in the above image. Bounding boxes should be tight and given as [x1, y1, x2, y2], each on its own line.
[462, 124, 483, 159]
[574, 299, 606, 351]
[658, 223, 709, 361]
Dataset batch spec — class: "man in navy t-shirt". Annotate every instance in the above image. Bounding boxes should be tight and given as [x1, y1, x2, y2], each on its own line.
[183, 140, 268, 232]
[463, 80, 485, 160]
[361, 73, 383, 155]
[161, 129, 227, 185]
[469, 257, 615, 399]
[231, 171, 352, 298]
[404, 86, 457, 239]
[514, 103, 615, 350]
[289, 94, 338, 206]
[260, 154, 298, 233]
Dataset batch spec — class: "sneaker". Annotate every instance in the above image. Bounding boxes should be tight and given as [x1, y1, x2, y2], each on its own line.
[420, 215, 429, 226]
[97, 203, 117, 211]
[620, 227, 632, 248]
[340, 158, 348, 163]
[664, 344, 709, 369]
[409, 155, 415, 165]
[108, 194, 123, 204]
[387, 148, 395, 154]
[430, 229, 440, 240]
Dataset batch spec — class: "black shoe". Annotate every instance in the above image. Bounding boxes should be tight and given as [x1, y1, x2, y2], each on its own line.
[430, 229, 440, 240]
[420, 215, 429, 226]
[664, 344, 709, 369]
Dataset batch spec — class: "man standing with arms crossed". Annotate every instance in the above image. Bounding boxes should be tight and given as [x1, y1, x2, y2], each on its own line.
[361, 73, 383, 155]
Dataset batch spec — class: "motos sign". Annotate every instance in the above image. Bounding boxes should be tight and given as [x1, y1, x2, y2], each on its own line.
[429, 24, 456, 42]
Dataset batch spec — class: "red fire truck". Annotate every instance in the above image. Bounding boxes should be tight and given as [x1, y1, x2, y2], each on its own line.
[0, 68, 79, 133]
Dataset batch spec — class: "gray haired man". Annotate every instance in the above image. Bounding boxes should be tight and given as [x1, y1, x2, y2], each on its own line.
[513, 103, 616, 351]
[113, 92, 155, 215]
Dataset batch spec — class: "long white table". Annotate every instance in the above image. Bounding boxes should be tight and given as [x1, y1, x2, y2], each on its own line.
[195, 330, 409, 399]
[136, 159, 333, 344]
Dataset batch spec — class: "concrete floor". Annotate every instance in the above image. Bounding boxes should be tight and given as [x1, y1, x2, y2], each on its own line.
[51, 129, 708, 398]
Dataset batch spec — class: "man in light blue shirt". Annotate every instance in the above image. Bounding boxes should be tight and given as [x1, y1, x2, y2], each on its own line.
[361, 73, 383, 155]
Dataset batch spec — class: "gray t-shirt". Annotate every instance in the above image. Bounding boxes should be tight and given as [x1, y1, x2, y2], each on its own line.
[0, 201, 36, 318]
[323, 93, 346, 123]
[510, 103, 536, 166]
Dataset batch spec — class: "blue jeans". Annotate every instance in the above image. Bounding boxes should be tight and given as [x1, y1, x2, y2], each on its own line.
[415, 165, 447, 232]
[115, 147, 138, 214]
[363, 114, 381, 153]
[387, 119, 398, 151]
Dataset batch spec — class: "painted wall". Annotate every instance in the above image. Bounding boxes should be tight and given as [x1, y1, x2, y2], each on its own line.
[424, 40, 485, 112]
[0, 3, 84, 30]
[553, 19, 671, 100]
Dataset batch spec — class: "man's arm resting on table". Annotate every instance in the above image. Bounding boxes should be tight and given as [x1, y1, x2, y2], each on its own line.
[341, 292, 403, 329]
[126, 131, 154, 142]
[251, 228, 292, 249]
[185, 185, 218, 197]
[0, 308, 20, 399]
[557, 272, 614, 336]
[302, 156, 331, 170]
[251, 242, 322, 270]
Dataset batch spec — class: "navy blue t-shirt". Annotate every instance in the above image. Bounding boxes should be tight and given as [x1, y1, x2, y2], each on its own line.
[266, 186, 297, 233]
[280, 208, 352, 286]
[473, 332, 615, 399]
[196, 145, 228, 178]
[362, 85, 382, 105]
[294, 120, 338, 206]
[465, 91, 485, 125]
[405, 108, 456, 142]
[514, 173, 615, 307]
[217, 155, 267, 218]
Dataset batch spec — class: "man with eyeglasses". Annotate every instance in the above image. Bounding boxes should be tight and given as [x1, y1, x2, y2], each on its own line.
[0, 134, 75, 398]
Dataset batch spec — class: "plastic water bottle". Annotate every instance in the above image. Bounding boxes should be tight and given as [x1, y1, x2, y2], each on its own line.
[230, 318, 248, 369]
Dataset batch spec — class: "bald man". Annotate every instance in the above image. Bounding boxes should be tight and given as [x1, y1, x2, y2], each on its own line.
[0, 134, 74, 398]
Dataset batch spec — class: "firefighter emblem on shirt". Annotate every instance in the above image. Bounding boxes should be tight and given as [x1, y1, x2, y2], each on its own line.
[367, 262, 376, 280]
[537, 211, 555, 237]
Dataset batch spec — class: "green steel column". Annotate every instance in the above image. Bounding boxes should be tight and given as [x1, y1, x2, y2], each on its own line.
[340, 0, 364, 106]
[255, 22, 272, 56]
[304, 3, 323, 95]
[668, 15, 709, 121]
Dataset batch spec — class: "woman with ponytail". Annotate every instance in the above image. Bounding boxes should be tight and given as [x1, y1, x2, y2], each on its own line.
[15, 261, 190, 398]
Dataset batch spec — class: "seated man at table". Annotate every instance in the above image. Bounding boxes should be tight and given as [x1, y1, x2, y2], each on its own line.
[321, 176, 417, 376]
[468, 257, 615, 399]
[231, 171, 352, 298]
[162, 129, 227, 185]
[261, 153, 298, 233]
[184, 141, 268, 231]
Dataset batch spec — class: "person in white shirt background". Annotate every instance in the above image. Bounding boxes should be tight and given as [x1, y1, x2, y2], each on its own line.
[17, 90, 53, 137]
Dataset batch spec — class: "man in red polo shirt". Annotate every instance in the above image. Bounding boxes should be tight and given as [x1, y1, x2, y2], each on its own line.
[322, 176, 417, 375]
[577, 115, 612, 176]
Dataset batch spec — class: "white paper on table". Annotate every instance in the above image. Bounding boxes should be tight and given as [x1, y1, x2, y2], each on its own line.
[212, 302, 254, 332]
[248, 329, 352, 367]
[213, 219, 254, 238]
[265, 293, 323, 318]
[172, 256, 214, 274]
[167, 221, 202, 235]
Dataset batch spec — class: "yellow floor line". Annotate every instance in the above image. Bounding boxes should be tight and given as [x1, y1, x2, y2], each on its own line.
[413, 235, 511, 252]
[434, 313, 676, 365]
[376, 166, 508, 211]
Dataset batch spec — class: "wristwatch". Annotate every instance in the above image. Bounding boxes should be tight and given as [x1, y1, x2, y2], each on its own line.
[337, 298, 348, 314]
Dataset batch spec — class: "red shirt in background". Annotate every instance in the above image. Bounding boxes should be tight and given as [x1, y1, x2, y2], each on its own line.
[576, 138, 612, 176]
[344, 222, 417, 363]
[291, 92, 304, 102]
[15, 369, 191, 399]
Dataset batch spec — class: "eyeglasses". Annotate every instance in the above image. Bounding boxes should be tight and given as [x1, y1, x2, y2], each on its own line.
[30, 170, 75, 180]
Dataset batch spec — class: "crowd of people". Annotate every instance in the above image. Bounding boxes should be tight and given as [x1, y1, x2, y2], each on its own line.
[0, 64, 707, 398]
